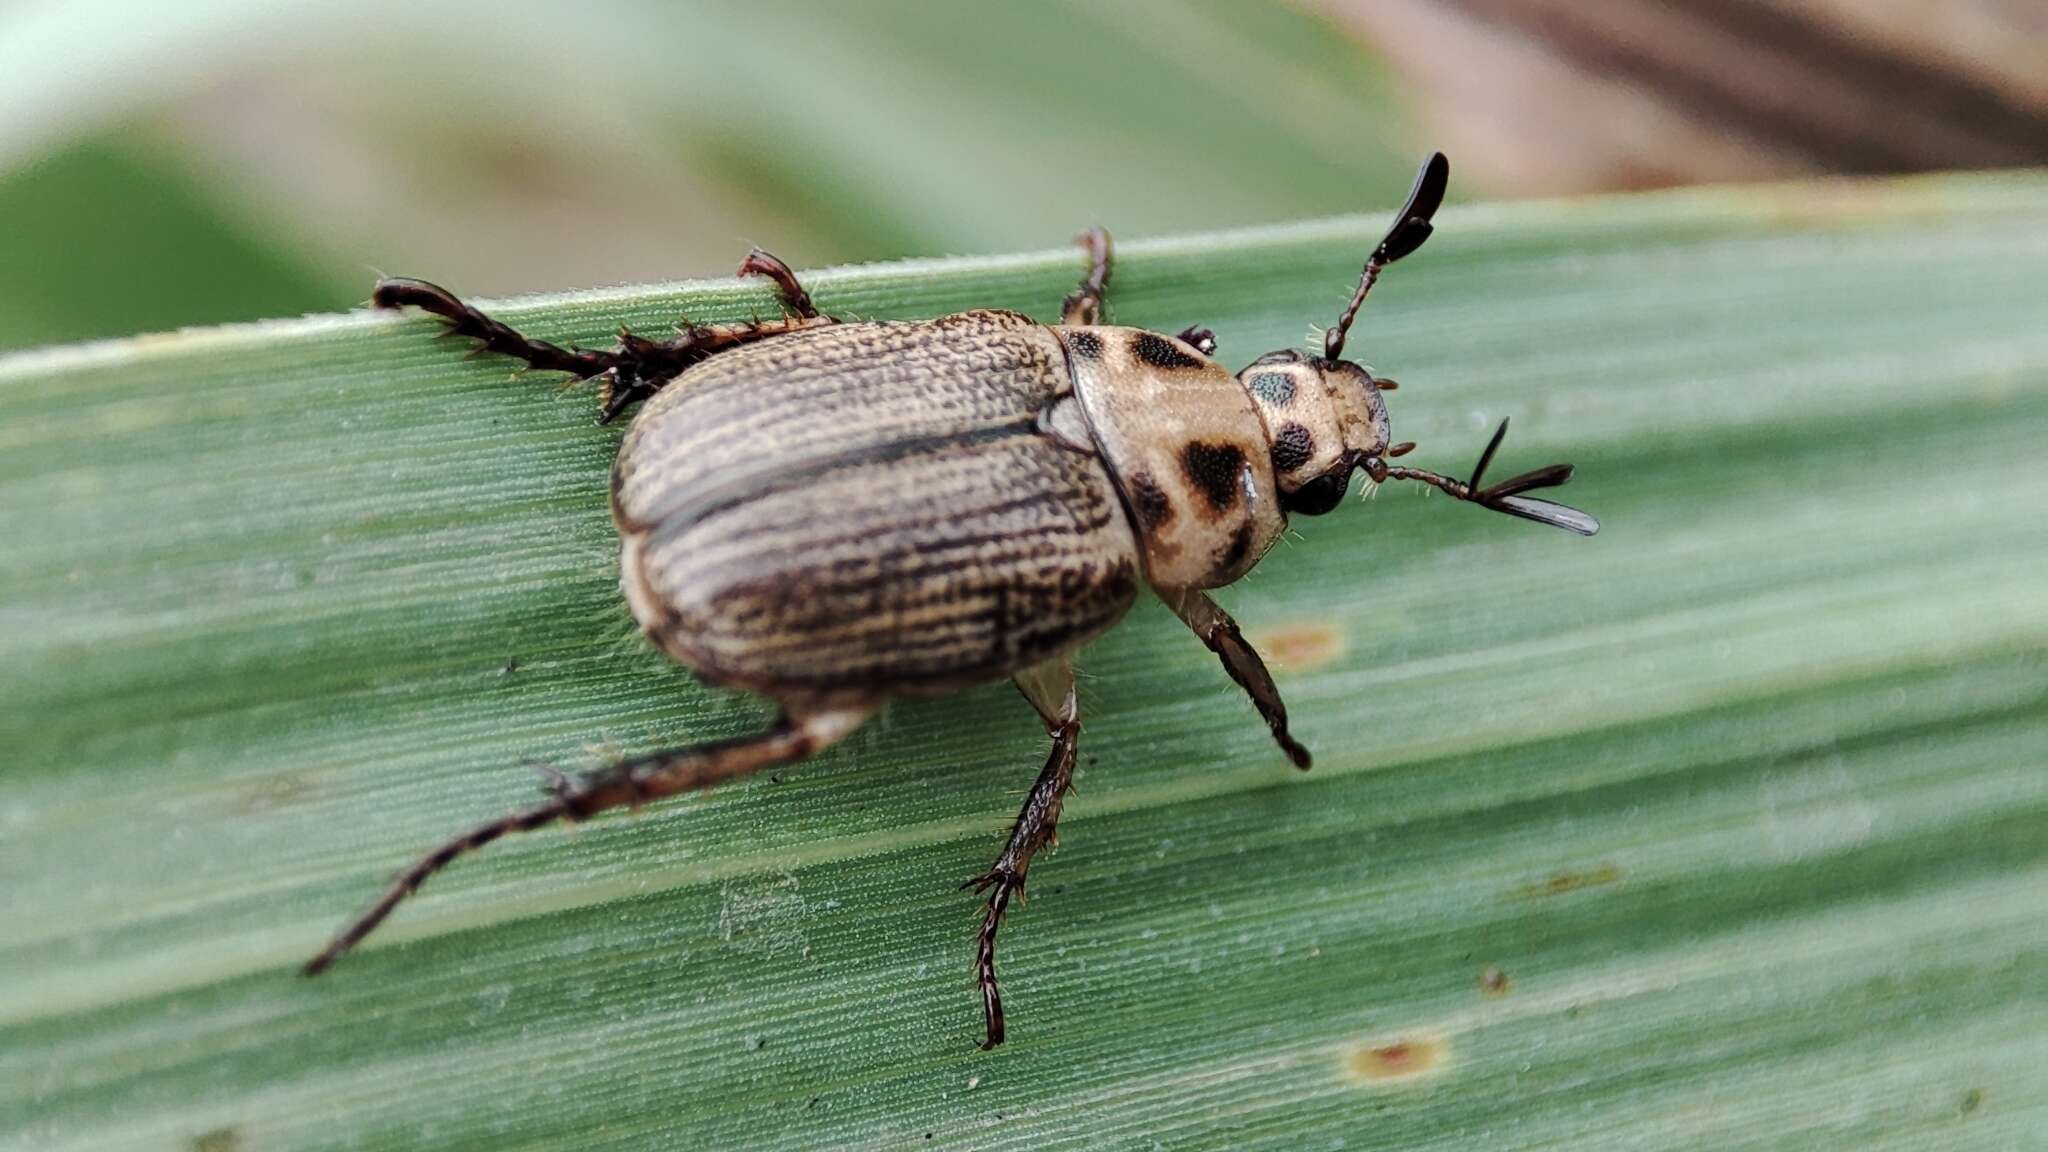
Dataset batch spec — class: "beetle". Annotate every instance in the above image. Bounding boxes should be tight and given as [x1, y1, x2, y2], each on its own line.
[305, 152, 1596, 1048]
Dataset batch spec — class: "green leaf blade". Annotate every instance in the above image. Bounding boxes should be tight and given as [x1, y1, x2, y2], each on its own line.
[3, 172, 2046, 1150]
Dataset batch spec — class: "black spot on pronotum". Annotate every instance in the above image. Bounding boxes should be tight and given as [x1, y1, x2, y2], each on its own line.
[1127, 470, 1175, 530]
[1133, 332, 1205, 370]
[1181, 441, 1246, 513]
[1271, 422, 1315, 473]
[1066, 330, 1102, 359]
[1217, 523, 1254, 573]
[1248, 371, 1296, 408]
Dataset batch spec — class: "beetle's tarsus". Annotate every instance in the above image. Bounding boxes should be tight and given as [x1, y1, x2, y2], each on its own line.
[969, 720, 1075, 1050]
[374, 273, 841, 423]
[737, 247, 821, 320]
[301, 794, 568, 977]
[1061, 227, 1113, 325]
[973, 876, 1017, 1049]
[966, 663, 1082, 1048]
[303, 702, 876, 977]
[374, 276, 613, 379]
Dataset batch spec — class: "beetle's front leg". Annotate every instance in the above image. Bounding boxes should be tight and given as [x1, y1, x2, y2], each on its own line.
[965, 657, 1080, 1048]
[1164, 589, 1311, 769]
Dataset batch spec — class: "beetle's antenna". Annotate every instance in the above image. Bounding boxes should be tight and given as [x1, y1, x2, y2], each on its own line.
[1363, 418, 1599, 536]
[1325, 151, 1450, 362]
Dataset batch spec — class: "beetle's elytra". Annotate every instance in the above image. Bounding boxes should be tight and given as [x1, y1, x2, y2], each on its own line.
[307, 153, 1597, 1049]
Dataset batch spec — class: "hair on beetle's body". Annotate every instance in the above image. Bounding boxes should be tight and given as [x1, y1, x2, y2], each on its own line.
[308, 153, 1597, 1049]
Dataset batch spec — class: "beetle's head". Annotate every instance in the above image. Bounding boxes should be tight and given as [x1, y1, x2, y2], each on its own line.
[1238, 350, 1391, 515]
[1237, 152, 1598, 535]
[1235, 151, 1446, 516]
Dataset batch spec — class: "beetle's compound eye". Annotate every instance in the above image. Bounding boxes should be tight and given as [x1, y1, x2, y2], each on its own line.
[1279, 466, 1352, 516]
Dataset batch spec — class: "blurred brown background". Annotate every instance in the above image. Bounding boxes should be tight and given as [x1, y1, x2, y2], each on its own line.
[1, 0, 2042, 352]
[1318, 0, 2048, 192]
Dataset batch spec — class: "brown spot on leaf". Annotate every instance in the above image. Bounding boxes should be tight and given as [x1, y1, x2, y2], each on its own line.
[1133, 331, 1205, 369]
[1180, 441, 1245, 514]
[1251, 621, 1345, 671]
[1344, 1033, 1450, 1084]
[1480, 966, 1512, 996]
[1961, 1088, 1984, 1116]
[1515, 862, 1622, 899]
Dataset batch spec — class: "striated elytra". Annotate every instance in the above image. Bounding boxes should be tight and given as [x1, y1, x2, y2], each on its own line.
[306, 153, 1597, 1049]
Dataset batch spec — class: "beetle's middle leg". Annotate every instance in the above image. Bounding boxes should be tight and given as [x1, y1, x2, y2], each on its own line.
[1061, 227, 1113, 325]
[303, 698, 876, 977]
[965, 656, 1080, 1048]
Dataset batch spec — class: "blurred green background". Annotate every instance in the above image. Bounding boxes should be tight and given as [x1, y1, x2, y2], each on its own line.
[7, 0, 2042, 352]
[0, 0, 1426, 351]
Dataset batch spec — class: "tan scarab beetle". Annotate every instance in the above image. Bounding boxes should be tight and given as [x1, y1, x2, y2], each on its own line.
[307, 153, 1597, 1048]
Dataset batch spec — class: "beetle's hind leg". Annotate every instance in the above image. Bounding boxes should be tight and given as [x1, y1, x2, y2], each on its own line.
[1061, 227, 1113, 325]
[965, 658, 1081, 1048]
[303, 699, 876, 977]
[374, 276, 650, 420]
